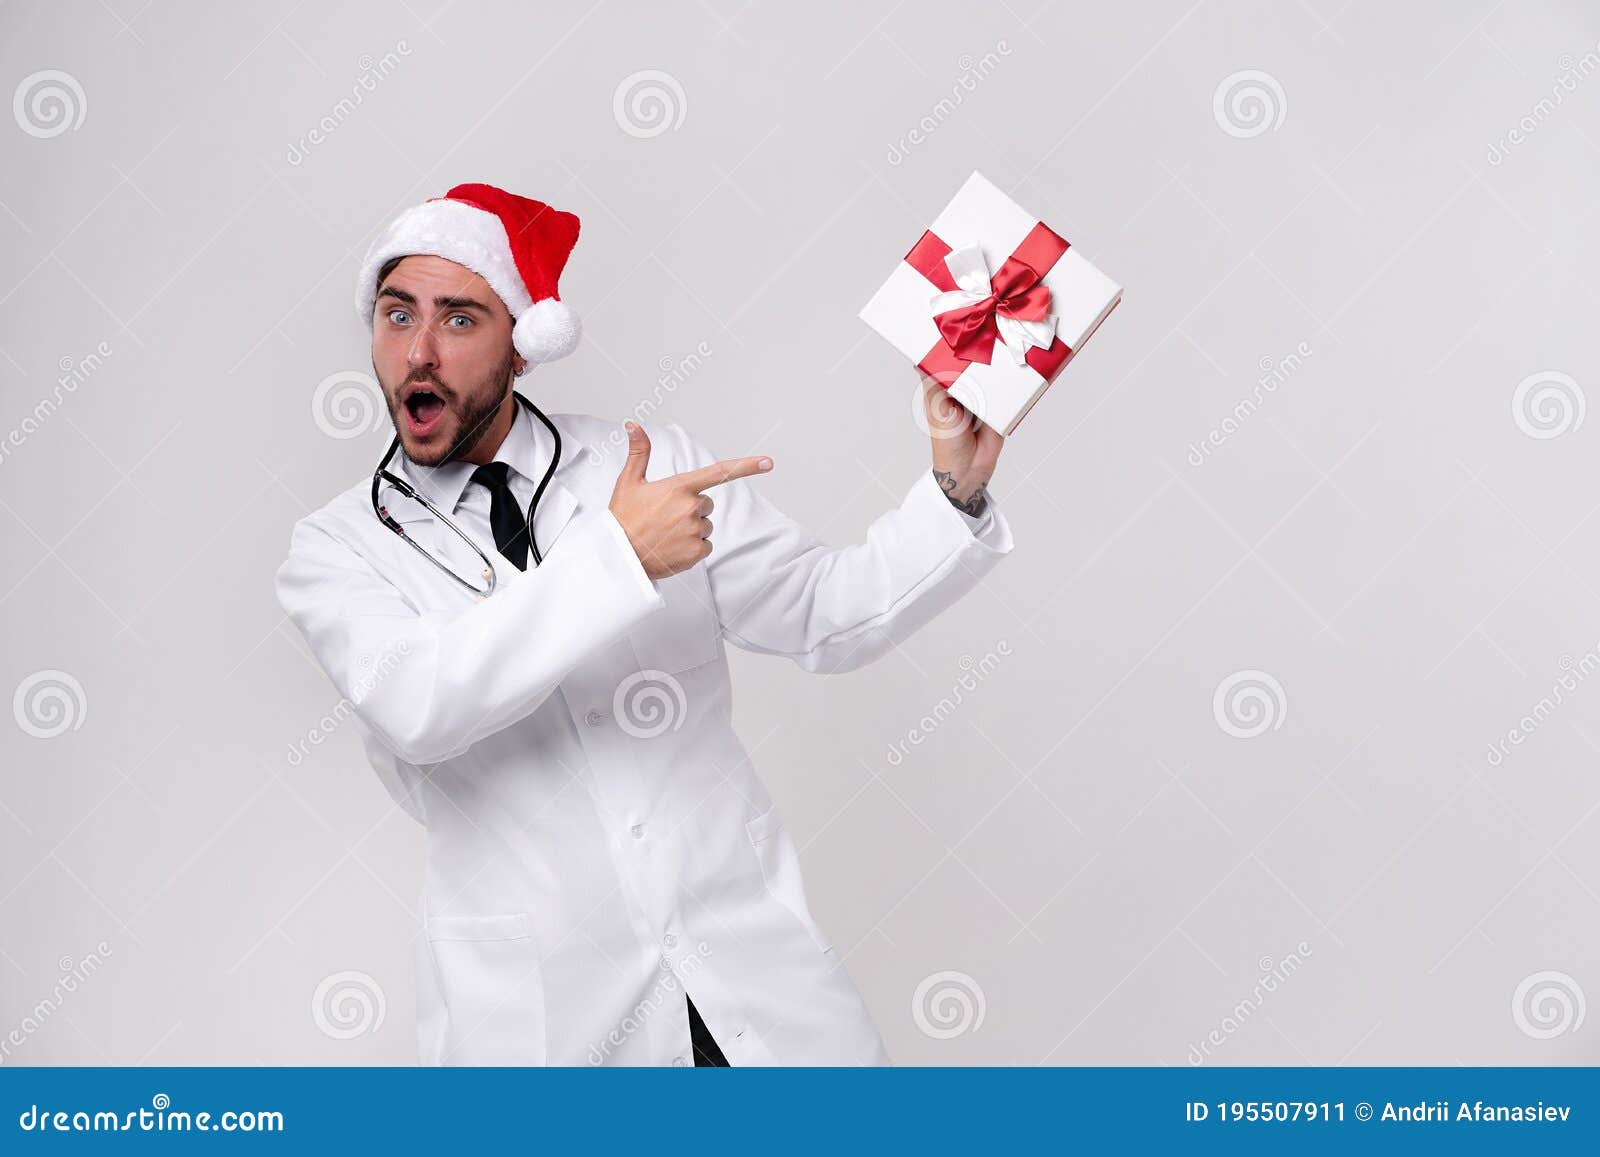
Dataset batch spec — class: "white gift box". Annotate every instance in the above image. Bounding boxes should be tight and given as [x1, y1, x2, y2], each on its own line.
[859, 170, 1122, 436]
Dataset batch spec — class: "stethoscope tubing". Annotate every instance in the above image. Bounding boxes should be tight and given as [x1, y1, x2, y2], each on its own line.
[369, 390, 562, 597]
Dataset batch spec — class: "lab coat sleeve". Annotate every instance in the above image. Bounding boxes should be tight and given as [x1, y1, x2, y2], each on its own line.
[668, 423, 1015, 674]
[956, 504, 995, 534]
[274, 506, 665, 765]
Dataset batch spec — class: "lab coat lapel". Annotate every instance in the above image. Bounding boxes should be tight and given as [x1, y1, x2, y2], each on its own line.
[527, 479, 580, 560]
[518, 413, 591, 562]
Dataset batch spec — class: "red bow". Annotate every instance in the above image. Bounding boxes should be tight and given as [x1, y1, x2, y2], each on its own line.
[933, 257, 1055, 365]
[904, 222, 1073, 384]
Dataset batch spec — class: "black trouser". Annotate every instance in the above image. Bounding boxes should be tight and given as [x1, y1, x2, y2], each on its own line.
[686, 993, 729, 1066]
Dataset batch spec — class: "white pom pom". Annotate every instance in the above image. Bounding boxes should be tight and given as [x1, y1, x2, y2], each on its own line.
[513, 298, 581, 363]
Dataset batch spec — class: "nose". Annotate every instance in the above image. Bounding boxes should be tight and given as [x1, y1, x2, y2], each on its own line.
[406, 325, 439, 371]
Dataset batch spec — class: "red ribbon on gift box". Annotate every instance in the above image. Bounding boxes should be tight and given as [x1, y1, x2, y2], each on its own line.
[904, 221, 1073, 386]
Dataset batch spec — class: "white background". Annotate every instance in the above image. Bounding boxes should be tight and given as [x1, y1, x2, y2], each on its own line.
[1, 0, 1596, 1064]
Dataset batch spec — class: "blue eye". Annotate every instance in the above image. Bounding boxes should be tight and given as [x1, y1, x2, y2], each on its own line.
[387, 309, 410, 325]
[446, 315, 472, 328]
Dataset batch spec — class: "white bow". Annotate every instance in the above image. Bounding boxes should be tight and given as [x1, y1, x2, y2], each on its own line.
[927, 243, 1056, 365]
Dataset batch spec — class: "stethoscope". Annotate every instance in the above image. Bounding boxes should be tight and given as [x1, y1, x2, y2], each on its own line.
[370, 389, 562, 598]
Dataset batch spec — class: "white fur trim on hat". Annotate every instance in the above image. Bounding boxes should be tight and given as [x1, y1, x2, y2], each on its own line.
[513, 297, 581, 363]
[354, 199, 534, 327]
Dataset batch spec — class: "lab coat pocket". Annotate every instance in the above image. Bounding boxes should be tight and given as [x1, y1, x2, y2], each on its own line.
[424, 912, 547, 1066]
[627, 563, 722, 675]
[746, 806, 835, 955]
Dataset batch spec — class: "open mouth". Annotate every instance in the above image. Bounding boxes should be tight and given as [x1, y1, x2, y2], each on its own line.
[401, 385, 447, 437]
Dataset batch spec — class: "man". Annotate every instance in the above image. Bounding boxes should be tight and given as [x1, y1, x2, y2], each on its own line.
[275, 182, 1015, 1067]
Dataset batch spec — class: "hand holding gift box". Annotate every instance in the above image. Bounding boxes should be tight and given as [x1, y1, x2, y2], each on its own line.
[860, 171, 1122, 436]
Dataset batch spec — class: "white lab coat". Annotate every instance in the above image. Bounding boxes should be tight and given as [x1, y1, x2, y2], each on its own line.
[274, 409, 1014, 1065]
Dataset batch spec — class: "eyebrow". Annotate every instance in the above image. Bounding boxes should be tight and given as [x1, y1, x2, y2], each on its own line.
[377, 285, 493, 313]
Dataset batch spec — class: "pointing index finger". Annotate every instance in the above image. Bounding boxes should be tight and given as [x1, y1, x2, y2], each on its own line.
[677, 455, 773, 491]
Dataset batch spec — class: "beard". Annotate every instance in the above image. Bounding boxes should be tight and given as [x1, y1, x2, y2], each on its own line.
[383, 344, 515, 468]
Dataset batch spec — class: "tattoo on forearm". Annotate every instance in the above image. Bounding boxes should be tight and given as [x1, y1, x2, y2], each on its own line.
[933, 468, 989, 518]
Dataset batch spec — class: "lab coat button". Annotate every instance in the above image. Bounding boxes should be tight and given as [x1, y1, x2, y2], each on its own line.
[672, 1054, 689, 1066]
[662, 932, 678, 950]
[630, 823, 646, 840]
[585, 708, 607, 726]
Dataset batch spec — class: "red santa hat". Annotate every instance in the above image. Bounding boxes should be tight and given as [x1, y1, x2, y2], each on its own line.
[355, 182, 582, 363]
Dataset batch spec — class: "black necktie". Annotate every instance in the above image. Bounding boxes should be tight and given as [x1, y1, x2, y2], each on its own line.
[687, 993, 730, 1066]
[469, 461, 529, 571]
